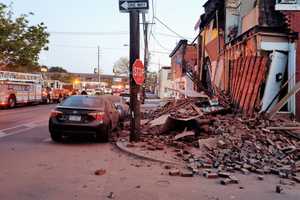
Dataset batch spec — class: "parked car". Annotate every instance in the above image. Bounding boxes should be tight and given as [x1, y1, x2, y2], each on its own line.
[145, 92, 159, 99]
[120, 92, 130, 105]
[86, 89, 95, 95]
[49, 95, 119, 142]
[104, 87, 112, 94]
[103, 95, 129, 122]
[94, 88, 104, 96]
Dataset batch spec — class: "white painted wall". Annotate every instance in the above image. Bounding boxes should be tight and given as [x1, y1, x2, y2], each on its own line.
[158, 68, 173, 99]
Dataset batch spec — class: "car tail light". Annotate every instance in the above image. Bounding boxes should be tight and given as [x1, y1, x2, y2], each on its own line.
[88, 112, 105, 123]
[50, 110, 63, 117]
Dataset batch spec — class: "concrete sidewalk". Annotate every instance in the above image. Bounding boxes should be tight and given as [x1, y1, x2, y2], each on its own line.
[116, 138, 182, 166]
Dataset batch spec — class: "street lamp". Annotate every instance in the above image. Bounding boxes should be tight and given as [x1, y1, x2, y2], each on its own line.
[74, 79, 80, 85]
[40, 67, 48, 73]
[97, 46, 101, 85]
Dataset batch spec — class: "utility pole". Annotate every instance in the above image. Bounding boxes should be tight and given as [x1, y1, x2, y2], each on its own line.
[97, 46, 101, 84]
[119, 0, 149, 142]
[129, 11, 141, 142]
[141, 13, 149, 104]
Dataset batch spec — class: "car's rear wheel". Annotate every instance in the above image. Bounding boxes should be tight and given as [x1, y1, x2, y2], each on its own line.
[50, 131, 63, 142]
[49, 121, 62, 142]
[95, 124, 111, 143]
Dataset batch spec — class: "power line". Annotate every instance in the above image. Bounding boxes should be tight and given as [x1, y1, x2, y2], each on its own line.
[149, 0, 156, 44]
[49, 44, 128, 51]
[156, 32, 193, 40]
[150, 32, 171, 51]
[50, 30, 185, 39]
[150, 50, 170, 55]
[49, 31, 128, 36]
[51, 44, 95, 49]
[154, 16, 185, 39]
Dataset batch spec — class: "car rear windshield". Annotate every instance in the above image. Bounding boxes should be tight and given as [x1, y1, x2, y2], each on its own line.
[60, 96, 104, 108]
[120, 93, 130, 97]
[103, 95, 121, 103]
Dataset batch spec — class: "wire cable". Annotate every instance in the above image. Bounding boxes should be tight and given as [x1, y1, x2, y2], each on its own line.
[150, 32, 171, 51]
[149, 0, 156, 43]
[154, 16, 185, 39]
[49, 31, 128, 36]
[49, 44, 128, 51]
[156, 32, 193, 40]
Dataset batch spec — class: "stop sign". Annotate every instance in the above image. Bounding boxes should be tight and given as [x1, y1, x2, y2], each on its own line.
[132, 59, 145, 85]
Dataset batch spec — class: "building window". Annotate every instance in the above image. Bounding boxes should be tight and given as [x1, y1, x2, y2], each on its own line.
[167, 72, 172, 80]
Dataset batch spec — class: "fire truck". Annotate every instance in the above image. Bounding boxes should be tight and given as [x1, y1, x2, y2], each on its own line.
[43, 80, 71, 103]
[0, 71, 43, 108]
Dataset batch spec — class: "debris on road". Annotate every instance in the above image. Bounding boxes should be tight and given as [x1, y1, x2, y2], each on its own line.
[107, 192, 115, 199]
[94, 169, 106, 176]
[120, 94, 300, 185]
[276, 185, 283, 193]
[181, 170, 194, 177]
[258, 175, 264, 181]
[174, 129, 195, 140]
[169, 169, 180, 176]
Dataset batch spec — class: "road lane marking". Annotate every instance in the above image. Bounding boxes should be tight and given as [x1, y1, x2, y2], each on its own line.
[0, 119, 48, 139]
[0, 128, 32, 138]
[0, 105, 54, 117]
[42, 138, 51, 143]
[0, 130, 6, 138]
[0, 132, 13, 138]
[0, 118, 47, 132]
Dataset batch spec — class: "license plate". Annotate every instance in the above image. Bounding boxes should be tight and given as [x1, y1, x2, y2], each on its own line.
[69, 115, 81, 121]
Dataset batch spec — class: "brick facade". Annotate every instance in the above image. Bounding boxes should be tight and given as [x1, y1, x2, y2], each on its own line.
[284, 12, 300, 120]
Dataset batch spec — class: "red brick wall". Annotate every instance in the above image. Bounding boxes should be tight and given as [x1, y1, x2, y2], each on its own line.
[170, 45, 197, 81]
[171, 51, 183, 80]
[184, 45, 197, 69]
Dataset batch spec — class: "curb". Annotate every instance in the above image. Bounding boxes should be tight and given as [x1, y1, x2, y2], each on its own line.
[115, 140, 182, 166]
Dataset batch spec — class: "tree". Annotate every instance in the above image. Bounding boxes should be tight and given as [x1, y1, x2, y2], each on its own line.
[46, 66, 76, 83]
[0, 3, 49, 72]
[145, 71, 158, 92]
[48, 66, 68, 73]
[47, 72, 76, 84]
[113, 57, 129, 76]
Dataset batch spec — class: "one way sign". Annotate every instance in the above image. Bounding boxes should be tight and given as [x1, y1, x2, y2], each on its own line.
[119, 0, 149, 13]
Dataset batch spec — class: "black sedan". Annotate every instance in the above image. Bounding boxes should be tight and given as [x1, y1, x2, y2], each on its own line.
[49, 95, 120, 142]
[103, 95, 129, 122]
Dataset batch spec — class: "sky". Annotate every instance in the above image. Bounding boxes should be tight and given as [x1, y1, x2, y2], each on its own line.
[2, 0, 205, 74]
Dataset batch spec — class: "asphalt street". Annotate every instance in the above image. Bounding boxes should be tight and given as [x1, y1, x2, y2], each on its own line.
[0, 104, 299, 200]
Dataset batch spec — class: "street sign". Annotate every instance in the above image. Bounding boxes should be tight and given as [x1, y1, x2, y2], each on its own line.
[119, 0, 149, 13]
[132, 59, 145, 85]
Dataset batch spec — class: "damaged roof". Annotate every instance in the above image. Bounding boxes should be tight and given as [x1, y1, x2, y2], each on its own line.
[169, 39, 188, 58]
[200, 0, 224, 29]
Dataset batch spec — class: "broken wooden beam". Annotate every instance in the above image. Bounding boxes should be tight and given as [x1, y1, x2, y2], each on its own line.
[268, 81, 300, 119]
[267, 126, 300, 131]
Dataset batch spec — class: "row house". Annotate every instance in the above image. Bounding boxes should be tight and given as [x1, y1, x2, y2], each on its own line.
[157, 66, 173, 99]
[195, 0, 300, 119]
[169, 40, 198, 98]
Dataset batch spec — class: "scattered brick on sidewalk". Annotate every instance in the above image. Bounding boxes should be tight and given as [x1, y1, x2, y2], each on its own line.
[119, 96, 300, 185]
[169, 169, 180, 176]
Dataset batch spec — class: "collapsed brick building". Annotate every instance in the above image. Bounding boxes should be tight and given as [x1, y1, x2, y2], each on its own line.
[170, 0, 300, 120]
[169, 40, 197, 97]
